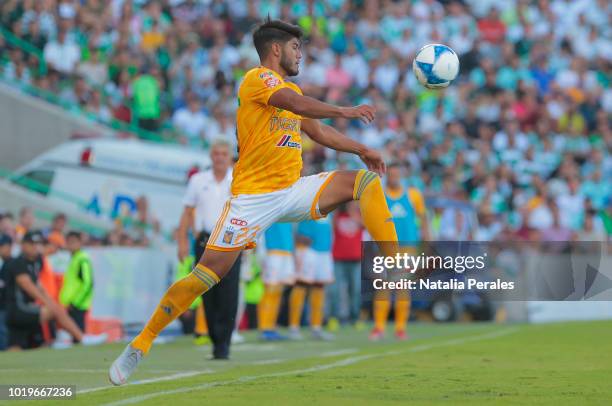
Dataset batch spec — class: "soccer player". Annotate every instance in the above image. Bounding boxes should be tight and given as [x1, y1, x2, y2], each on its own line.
[110, 18, 397, 384]
[288, 215, 334, 340]
[370, 163, 429, 341]
[258, 222, 295, 340]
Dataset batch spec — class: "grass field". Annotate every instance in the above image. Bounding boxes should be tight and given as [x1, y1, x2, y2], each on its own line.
[1, 321, 611, 405]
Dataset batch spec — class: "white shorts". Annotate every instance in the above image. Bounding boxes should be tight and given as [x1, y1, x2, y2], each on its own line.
[206, 172, 336, 251]
[263, 251, 295, 285]
[296, 247, 334, 284]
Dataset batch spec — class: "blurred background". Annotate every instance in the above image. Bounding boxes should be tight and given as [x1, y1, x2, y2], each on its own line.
[0, 0, 610, 349]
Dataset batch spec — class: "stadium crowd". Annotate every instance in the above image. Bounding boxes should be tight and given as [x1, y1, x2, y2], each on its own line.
[0, 0, 611, 245]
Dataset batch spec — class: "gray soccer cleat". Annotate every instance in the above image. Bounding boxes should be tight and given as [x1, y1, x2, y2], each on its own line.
[109, 344, 144, 386]
[311, 329, 335, 341]
[288, 327, 303, 340]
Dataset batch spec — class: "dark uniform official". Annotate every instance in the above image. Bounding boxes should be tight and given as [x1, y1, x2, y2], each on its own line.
[178, 140, 240, 359]
[0, 233, 14, 350]
[4, 231, 45, 349]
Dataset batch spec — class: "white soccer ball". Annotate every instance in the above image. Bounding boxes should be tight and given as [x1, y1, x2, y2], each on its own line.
[413, 44, 460, 89]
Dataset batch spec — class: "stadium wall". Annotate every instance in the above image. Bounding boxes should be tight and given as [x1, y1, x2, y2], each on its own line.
[0, 82, 113, 170]
[50, 247, 612, 328]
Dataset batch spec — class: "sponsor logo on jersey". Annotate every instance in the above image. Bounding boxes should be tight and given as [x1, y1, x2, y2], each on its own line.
[270, 116, 300, 132]
[230, 218, 248, 227]
[276, 134, 301, 149]
[260, 71, 280, 88]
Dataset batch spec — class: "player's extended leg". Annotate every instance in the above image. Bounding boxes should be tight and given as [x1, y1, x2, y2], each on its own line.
[318, 170, 398, 252]
[109, 248, 240, 385]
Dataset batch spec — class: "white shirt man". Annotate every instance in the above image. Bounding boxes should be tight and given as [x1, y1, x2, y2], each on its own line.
[178, 139, 234, 261]
[183, 167, 232, 235]
[173, 106, 210, 146]
[43, 33, 80, 75]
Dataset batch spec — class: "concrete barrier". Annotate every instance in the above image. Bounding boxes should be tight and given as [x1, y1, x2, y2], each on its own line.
[0, 82, 114, 170]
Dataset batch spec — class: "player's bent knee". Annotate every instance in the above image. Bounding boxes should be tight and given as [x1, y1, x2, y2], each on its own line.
[198, 247, 241, 279]
[353, 169, 381, 201]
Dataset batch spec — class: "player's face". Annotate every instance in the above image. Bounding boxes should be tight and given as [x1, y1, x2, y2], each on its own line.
[22, 241, 41, 259]
[211, 145, 231, 172]
[66, 236, 80, 253]
[280, 37, 301, 77]
[387, 167, 401, 188]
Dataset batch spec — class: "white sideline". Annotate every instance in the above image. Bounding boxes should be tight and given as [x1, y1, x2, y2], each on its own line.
[98, 327, 519, 406]
[77, 371, 212, 395]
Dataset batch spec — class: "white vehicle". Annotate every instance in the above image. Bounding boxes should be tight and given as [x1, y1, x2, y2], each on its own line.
[12, 138, 211, 236]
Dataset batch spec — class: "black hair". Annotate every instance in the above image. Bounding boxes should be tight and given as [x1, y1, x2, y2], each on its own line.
[66, 231, 82, 240]
[253, 17, 303, 59]
[387, 162, 402, 170]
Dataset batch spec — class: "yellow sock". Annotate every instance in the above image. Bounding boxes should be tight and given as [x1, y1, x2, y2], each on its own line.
[258, 285, 283, 330]
[269, 286, 283, 330]
[132, 264, 220, 354]
[257, 290, 271, 331]
[194, 303, 208, 336]
[395, 291, 411, 333]
[353, 170, 398, 255]
[289, 285, 307, 328]
[373, 291, 391, 332]
[310, 286, 325, 329]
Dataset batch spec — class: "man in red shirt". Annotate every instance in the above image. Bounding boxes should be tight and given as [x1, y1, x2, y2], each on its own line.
[328, 201, 363, 327]
[477, 8, 506, 45]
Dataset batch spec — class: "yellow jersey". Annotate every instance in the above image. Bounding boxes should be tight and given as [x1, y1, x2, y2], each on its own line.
[232, 66, 303, 195]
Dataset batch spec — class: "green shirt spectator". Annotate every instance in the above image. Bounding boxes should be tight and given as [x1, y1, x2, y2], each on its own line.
[132, 73, 161, 120]
[60, 245, 93, 311]
[60, 231, 94, 333]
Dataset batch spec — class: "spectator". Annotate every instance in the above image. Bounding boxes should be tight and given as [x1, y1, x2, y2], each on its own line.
[540, 205, 574, 242]
[600, 198, 612, 241]
[59, 231, 94, 336]
[328, 202, 363, 326]
[172, 93, 209, 147]
[576, 211, 606, 241]
[0, 233, 13, 351]
[43, 29, 80, 76]
[0, 213, 16, 241]
[4, 231, 83, 350]
[325, 53, 352, 102]
[556, 177, 585, 230]
[45, 213, 67, 249]
[477, 8, 506, 47]
[76, 46, 108, 87]
[15, 207, 34, 243]
[132, 66, 161, 131]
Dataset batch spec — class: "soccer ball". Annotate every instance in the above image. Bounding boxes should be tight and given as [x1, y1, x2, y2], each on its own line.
[413, 44, 460, 89]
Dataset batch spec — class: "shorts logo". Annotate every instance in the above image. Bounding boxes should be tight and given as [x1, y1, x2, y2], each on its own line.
[162, 306, 172, 315]
[230, 218, 248, 227]
[223, 230, 235, 244]
[276, 134, 301, 149]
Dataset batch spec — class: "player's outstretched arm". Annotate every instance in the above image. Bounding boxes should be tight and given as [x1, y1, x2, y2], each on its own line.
[302, 118, 386, 175]
[268, 88, 375, 124]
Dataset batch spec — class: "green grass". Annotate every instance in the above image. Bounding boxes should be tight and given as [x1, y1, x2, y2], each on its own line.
[1, 321, 611, 405]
